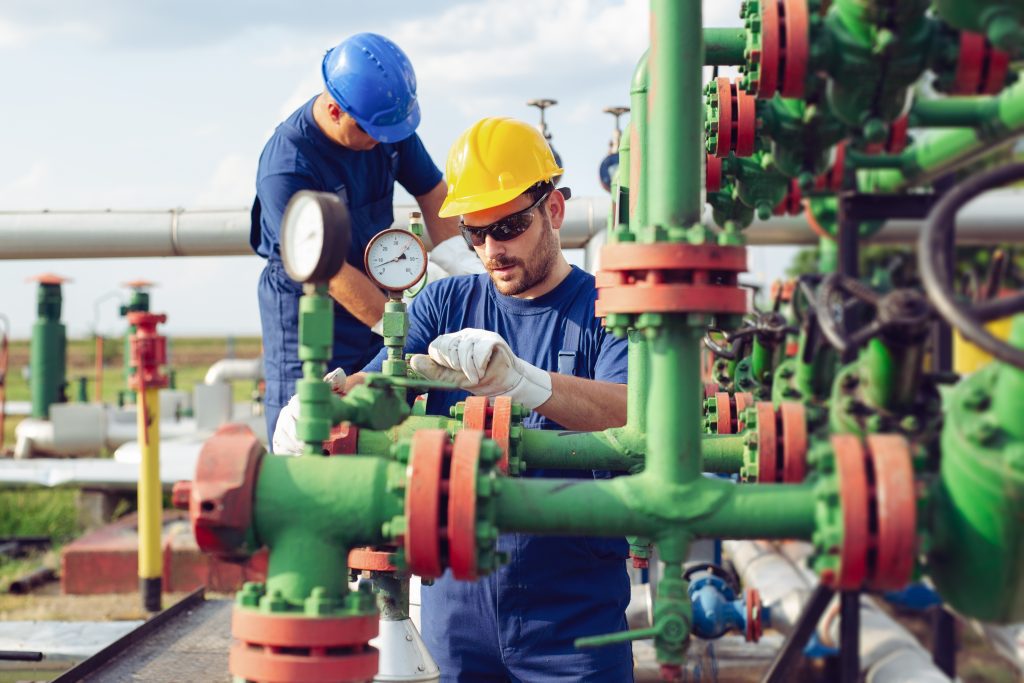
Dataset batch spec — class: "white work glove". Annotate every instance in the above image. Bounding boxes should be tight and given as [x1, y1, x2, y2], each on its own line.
[429, 235, 486, 276]
[409, 329, 552, 410]
[370, 261, 452, 336]
[272, 368, 347, 456]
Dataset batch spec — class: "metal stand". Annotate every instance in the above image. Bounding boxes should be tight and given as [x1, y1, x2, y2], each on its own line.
[762, 583, 835, 683]
[839, 591, 860, 683]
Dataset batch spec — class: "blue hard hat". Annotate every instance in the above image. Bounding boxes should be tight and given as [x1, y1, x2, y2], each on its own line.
[321, 33, 421, 143]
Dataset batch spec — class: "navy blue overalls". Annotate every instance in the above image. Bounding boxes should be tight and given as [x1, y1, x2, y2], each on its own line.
[363, 268, 634, 682]
[250, 97, 442, 438]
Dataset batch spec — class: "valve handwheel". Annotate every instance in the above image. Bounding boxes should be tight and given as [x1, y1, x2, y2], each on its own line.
[815, 275, 932, 355]
[920, 162, 1024, 370]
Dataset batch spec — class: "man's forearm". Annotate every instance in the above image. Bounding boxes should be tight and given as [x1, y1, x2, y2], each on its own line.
[535, 374, 627, 431]
[328, 263, 387, 327]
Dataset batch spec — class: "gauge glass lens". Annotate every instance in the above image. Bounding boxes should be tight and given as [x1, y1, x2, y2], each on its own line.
[366, 231, 426, 290]
[284, 196, 325, 280]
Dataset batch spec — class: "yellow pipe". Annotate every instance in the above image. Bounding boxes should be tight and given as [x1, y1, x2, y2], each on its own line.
[137, 385, 162, 611]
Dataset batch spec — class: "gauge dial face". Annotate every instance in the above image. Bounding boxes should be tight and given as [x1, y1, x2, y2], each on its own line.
[281, 193, 326, 282]
[364, 228, 427, 292]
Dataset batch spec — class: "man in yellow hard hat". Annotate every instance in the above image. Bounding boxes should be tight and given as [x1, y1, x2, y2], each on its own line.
[356, 117, 633, 680]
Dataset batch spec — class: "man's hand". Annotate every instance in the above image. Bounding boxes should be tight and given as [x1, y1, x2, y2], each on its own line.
[272, 368, 347, 455]
[409, 329, 552, 410]
[429, 235, 486, 275]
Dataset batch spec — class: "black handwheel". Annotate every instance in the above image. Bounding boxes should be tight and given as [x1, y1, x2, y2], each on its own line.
[816, 274, 931, 355]
[920, 162, 1024, 370]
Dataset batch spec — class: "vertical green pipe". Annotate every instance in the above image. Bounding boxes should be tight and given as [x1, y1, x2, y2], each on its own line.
[629, 51, 649, 235]
[819, 238, 839, 274]
[649, 0, 703, 232]
[750, 338, 770, 383]
[993, 316, 1024, 440]
[646, 321, 704, 483]
[861, 338, 925, 411]
[30, 283, 66, 419]
[627, 329, 648, 433]
[297, 284, 334, 456]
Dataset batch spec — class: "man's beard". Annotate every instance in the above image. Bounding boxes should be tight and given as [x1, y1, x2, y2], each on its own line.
[485, 216, 560, 296]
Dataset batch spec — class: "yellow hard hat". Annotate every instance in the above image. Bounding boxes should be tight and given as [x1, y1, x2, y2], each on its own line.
[438, 117, 564, 217]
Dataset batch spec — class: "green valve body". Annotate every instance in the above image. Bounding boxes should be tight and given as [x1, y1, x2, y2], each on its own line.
[120, 288, 150, 401]
[823, 1, 933, 129]
[929, 359, 1024, 622]
[761, 91, 846, 182]
[30, 283, 67, 419]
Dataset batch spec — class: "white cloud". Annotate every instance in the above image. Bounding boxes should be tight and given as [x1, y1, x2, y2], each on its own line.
[0, 16, 99, 49]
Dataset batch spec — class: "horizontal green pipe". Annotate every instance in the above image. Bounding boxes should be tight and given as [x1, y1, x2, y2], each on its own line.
[358, 414, 452, 455]
[860, 79, 1024, 192]
[519, 429, 745, 474]
[521, 428, 644, 471]
[910, 97, 998, 127]
[703, 27, 747, 65]
[492, 475, 816, 541]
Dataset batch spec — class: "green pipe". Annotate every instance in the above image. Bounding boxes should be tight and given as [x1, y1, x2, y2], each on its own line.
[646, 321, 705, 483]
[861, 337, 925, 411]
[910, 97, 1000, 128]
[649, 0, 703, 231]
[357, 414, 452, 454]
[521, 428, 643, 472]
[629, 51, 648, 235]
[492, 476, 817, 540]
[30, 283, 66, 419]
[993, 316, 1024, 440]
[614, 120, 631, 234]
[627, 329, 648, 432]
[253, 454, 401, 606]
[517, 428, 744, 474]
[750, 337, 771, 383]
[860, 79, 1024, 192]
[819, 238, 839, 274]
[703, 27, 747, 66]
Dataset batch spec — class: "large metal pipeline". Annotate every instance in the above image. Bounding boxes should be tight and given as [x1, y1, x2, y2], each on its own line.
[3, 191, 1022, 259]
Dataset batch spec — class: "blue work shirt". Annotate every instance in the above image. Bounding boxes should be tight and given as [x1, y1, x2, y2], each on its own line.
[363, 266, 633, 682]
[251, 95, 442, 436]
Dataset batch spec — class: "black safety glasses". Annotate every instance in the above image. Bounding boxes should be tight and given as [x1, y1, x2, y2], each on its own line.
[459, 191, 552, 248]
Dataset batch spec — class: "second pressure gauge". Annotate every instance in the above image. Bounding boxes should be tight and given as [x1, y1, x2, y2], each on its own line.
[364, 228, 428, 292]
[280, 191, 351, 284]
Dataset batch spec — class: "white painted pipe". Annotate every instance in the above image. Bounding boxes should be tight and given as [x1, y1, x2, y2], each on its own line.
[725, 540, 952, 683]
[204, 357, 263, 385]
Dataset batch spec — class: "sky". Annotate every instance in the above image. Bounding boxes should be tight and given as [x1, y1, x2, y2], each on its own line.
[0, 0, 789, 339]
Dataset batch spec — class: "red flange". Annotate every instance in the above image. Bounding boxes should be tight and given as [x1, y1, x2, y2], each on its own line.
[757, 0, 781, 97]
[955, 31, 986, 94]
[733, 81, 757, 157]
[779, 402, 808, 483]
[745, 587, 763, 643]
[190, 424, 265, 560]
[462, 396, 489, 432]
[230, 610, 378, 683]
[833, 434, 870, 590]
[405, 430, 447, 579]
[490, 396, 513, 475]
[866, 434, 917, 591]
[755, 402, 778, 483]
[703, 381, 719, 400]
[886, 116, 909, 154]
[127, 311, 169, 391]
[984, 48, 1011, 95]
[596, 243, 748, 317]
[713, 77, 734, 158]
[814, 142, 846, 192]
[780, 0, 809, 98]
[324, 423, 359, 455]
[706, 154, 723, 193]
[734, 392, 754, 431]
[348, 546, 397, 572]
[714, 391, 734, 435]
[448, 430, 481, 580]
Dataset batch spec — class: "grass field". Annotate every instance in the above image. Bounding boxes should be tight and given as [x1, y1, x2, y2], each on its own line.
[0, 336, 262, 590]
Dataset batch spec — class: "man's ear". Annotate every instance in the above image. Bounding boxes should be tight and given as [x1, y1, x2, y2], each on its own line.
[326, 101, 342, 123]
[548, 188, 567, 229]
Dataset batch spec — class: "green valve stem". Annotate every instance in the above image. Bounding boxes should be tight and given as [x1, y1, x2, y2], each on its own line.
[382, 297, 409, 378]
[297, 283, 334, 456]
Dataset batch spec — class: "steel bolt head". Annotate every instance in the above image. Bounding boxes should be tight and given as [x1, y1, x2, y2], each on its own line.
[962, 387, 990, 411]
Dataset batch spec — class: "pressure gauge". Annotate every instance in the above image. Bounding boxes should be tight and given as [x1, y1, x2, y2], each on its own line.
[364, 228, 428, 292]
[280, 191, 351, 283]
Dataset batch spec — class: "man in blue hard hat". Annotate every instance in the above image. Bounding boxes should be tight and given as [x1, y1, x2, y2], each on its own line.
[251, 32, 483, 438]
